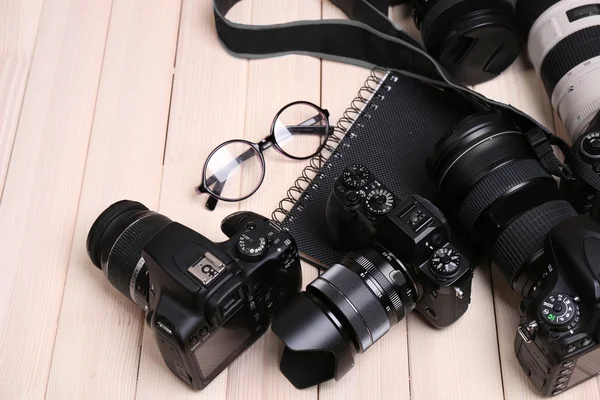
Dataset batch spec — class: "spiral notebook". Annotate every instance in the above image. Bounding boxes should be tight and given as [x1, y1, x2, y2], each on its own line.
[272, 69, 477, 268]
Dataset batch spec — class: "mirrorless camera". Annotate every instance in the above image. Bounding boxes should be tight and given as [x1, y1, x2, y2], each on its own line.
[86, 200, 302, 390]
[428, 111, 600, 396]
[270, 165, 472, 389]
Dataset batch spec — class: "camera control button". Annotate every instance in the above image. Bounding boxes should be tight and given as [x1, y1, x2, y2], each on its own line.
[581, 337, 593, 347]
[539, 293, 578, 329]
[562, 361, 574, 368]
[345, 191, 360, 204]
[567, 345, 577, 353]
[365, 189, 394, 215]
[237, 231, 269, 262]
[342, 164, 370, 188]
[430, 247, 461, 276]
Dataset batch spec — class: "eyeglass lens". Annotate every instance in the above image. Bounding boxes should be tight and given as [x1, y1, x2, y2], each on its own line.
[204, 141, 264, 202]
[273, 103, 329, 159]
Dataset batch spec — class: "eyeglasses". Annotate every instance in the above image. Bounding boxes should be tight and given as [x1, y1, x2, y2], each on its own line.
[196, 101, 332, 210]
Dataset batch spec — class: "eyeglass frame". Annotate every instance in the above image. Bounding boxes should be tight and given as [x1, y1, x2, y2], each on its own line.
[196, 101, 332, 210]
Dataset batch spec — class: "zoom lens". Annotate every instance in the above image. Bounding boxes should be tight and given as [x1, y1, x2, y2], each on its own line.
[86, 200, 172, 307]
[427, 113, 577, 295]
[271, 245, 417, 389]
[517, 0, 600, 141]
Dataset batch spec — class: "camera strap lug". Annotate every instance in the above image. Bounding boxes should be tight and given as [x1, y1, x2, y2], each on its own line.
[454, 287, 464, 299]
[518, 321, 539, 344]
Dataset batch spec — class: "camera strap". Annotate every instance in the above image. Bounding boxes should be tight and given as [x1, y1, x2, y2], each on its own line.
[527, 127, 600, 191]
[213, 0, 600, 191]
[213, 0, 550, 132]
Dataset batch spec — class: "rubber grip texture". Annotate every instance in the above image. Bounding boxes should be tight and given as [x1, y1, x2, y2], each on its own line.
[491, 200, 576, 285]
[459, 159, 551, 228]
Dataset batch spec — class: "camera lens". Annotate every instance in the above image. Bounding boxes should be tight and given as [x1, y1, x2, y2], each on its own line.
[427, 113, 577, 295]
[517, 0, 600, 140]
[412, 0, 521, 85]
[86, 200, 172, 305]
[271, 245, 417, 388]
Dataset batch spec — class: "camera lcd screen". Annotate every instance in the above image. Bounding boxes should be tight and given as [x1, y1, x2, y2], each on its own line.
[568, 345, 600, 388]
[194, 306, 254, 379]
[567, 4, 600, 22]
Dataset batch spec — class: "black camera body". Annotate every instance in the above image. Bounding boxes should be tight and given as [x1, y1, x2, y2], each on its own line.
[561, 114, 600, 220]
[87, 202, 302, 390]
[326, 164, 473, 328]
[516, 216, 600, 396]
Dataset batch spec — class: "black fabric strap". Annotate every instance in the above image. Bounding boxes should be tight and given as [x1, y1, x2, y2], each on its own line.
[213, 0, 600, 196]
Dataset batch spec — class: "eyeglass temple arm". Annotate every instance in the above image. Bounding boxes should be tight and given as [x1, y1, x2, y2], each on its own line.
[205, 181, 224, 210]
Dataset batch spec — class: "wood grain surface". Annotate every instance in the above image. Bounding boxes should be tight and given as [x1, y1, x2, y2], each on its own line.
[0, 0, 598, 399]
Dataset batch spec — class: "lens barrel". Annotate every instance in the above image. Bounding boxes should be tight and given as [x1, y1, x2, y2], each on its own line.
[517, 0, 600, 140]
[86, 200, 171, 304]
[413, 0, 521, 85]
[428, 113, 577, 294]
[271, 245, 417, 388]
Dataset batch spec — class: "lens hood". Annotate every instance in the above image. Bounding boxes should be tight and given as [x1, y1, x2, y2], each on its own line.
[271, 293, 356, 389]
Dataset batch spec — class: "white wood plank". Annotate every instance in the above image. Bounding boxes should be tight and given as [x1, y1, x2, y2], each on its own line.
[224, 1, 321, 399]
[475, 58, 600, 400]
[135, 0, 251, 398]
[0, 0, 113, 397]
[0, 0, 44, 192]
[319, 4, 412, 400]
[44, 0, 181, 398]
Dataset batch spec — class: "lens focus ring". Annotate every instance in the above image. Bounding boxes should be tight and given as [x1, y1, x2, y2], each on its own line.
[310, 264, 391, 352]
[106, 213, 171, 300]
[491, 200, 576, 285]
[459, 159, 552, 228]
[541, 26, 600, 96]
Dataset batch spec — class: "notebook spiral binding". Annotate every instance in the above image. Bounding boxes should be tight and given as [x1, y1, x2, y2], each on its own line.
[271, 67, 394, 225]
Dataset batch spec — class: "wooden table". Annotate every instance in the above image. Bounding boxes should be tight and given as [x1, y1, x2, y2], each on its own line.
[1, 0, 598, 399]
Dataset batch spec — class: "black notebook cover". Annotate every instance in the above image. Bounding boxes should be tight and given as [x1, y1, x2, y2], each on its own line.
[273, 70, 477, 268]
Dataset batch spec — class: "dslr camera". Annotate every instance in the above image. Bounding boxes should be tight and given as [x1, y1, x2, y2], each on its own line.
[270, 165, 472, 389]
[428, 111, 600, 396]
[86, 201, 302, 390]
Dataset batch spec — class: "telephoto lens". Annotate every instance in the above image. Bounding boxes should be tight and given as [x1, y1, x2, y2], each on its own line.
[271, 245, 417, 389]
[427, 112, 600, 396]
[516, 0, 600, 141]
[427, 112, 577, 296]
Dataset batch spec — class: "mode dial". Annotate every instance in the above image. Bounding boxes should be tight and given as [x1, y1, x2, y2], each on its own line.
[580, 132, 600, 160]
[365, 188, 395, 215]
[539, 293, 579, 330]
[430, 247, 461, 276]
[342, 164, 370, 188]
[237, 231, 269, 262]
